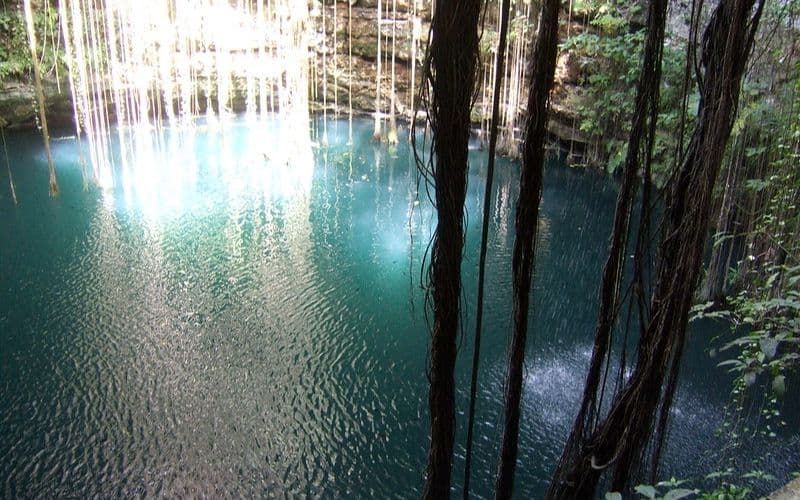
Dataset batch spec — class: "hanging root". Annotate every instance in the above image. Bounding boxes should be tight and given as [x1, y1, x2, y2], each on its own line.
[590, 451, 621, 471]
[49, 175, 59, 197]
[495, 0, 561, 498]
[23, 0, 60, 197]
[418, 1, 483, 498]
[546, 0, 766, 497]
[463, 0, 512, 497]
[2, 126, 18, 205]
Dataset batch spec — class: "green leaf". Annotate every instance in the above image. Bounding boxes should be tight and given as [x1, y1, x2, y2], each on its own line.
[664, 488, 698, 500]
[742, 470, 776, 481]
[717, 359, 746, 371]
[605, 493, 623, 500]
[635, 485, 657, 499]
[765, 271, 780, 288]
[773, 375, 786, 396]
[657, 478, 688, 488]
[760, 338, 779, 360]
[706, 469, 733, 479]
[744, 178, 769, 192]
[745, 145, 768, 157]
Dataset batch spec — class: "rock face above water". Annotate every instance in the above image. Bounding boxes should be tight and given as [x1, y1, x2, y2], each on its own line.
[0, 0, 590, 156]
[0, 78, 73, 130]
[310, 1, 590, 153]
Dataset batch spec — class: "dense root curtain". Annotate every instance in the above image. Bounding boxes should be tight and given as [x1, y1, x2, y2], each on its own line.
[549, 0, 669, 493]
[546, 0, 765, 497]
[494, 1, 561, 498]
[416, 0, 482, 498]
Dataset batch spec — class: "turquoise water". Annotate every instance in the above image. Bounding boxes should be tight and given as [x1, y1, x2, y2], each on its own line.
[0, 116, 797, 497]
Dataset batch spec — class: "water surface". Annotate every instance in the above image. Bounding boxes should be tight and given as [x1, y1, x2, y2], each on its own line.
[0, 116, 797, 497]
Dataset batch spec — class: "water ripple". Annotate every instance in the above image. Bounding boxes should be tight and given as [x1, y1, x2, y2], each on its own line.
[1, 118, 796, 498]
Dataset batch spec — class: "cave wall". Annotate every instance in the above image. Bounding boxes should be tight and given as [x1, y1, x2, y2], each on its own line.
[0, 0, 590, 155]
[307, 0, 429, 123]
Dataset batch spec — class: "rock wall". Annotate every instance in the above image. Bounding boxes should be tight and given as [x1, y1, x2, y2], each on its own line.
[0, 78, 73, 130]
[0, 0, 591, 156]
[310, 0, 592, 153]
[308, 0, 430, 123]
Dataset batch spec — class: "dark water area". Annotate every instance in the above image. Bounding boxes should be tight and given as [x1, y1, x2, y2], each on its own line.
[0, 116, 797, 498]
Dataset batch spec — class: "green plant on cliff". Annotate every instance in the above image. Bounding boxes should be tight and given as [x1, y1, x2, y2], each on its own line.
[690, 55, 798, 484]
[693, 4, 800, 412]
[0, 1, 62, 84]
[562, 1, 644, 169]
[563, 0, 693, 183]
[0, 9, 29, 80]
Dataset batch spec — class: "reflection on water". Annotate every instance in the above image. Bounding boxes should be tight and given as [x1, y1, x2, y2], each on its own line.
[0, 116, 797, 498]
[99, 117, 316, 222]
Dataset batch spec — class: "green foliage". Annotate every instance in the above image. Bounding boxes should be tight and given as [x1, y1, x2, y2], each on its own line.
[607, 470, 784, 500]
[563, 23, 643, 170]
[692, 7, 800, 430]
[0, 2, 62, 84]
[562, 0, 693, 181]
[632, 480, 697, 500]
[706, 57, 800, 403]
[606, 479, 699, 500]
[701, 468, 777, 498]
[693, 265, 798, 444]
[651, 39, 698, 182]
[0, 8, 30, 81]
[714, 264, 800, 394]
[696, 483, 751, 500]
[606, 478, 700, 500]
[570, 0, 643, 25]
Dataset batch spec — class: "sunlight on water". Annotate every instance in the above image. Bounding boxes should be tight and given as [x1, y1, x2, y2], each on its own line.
[111, 118, 315, 223]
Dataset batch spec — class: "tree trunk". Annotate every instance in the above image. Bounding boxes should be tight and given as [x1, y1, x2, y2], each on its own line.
[494, 1, 560, 498]
[420, 0, 482, 498]
[547, 0, 765, 497]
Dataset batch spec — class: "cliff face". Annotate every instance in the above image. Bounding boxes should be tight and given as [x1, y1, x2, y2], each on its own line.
[307, 0, 429, 123]
[310, 1, 590, 152]
[0, 78, 74, 129]
[0, 0, 590, 156]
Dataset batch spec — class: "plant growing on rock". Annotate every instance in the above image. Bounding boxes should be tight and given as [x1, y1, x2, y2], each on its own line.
[0, 1, 62, 85]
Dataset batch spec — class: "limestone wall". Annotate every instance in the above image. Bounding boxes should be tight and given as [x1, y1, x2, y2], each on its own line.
[0, 0, 590, 156]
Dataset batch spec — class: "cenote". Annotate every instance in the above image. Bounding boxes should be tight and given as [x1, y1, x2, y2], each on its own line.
[1, 116, 797, 497]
